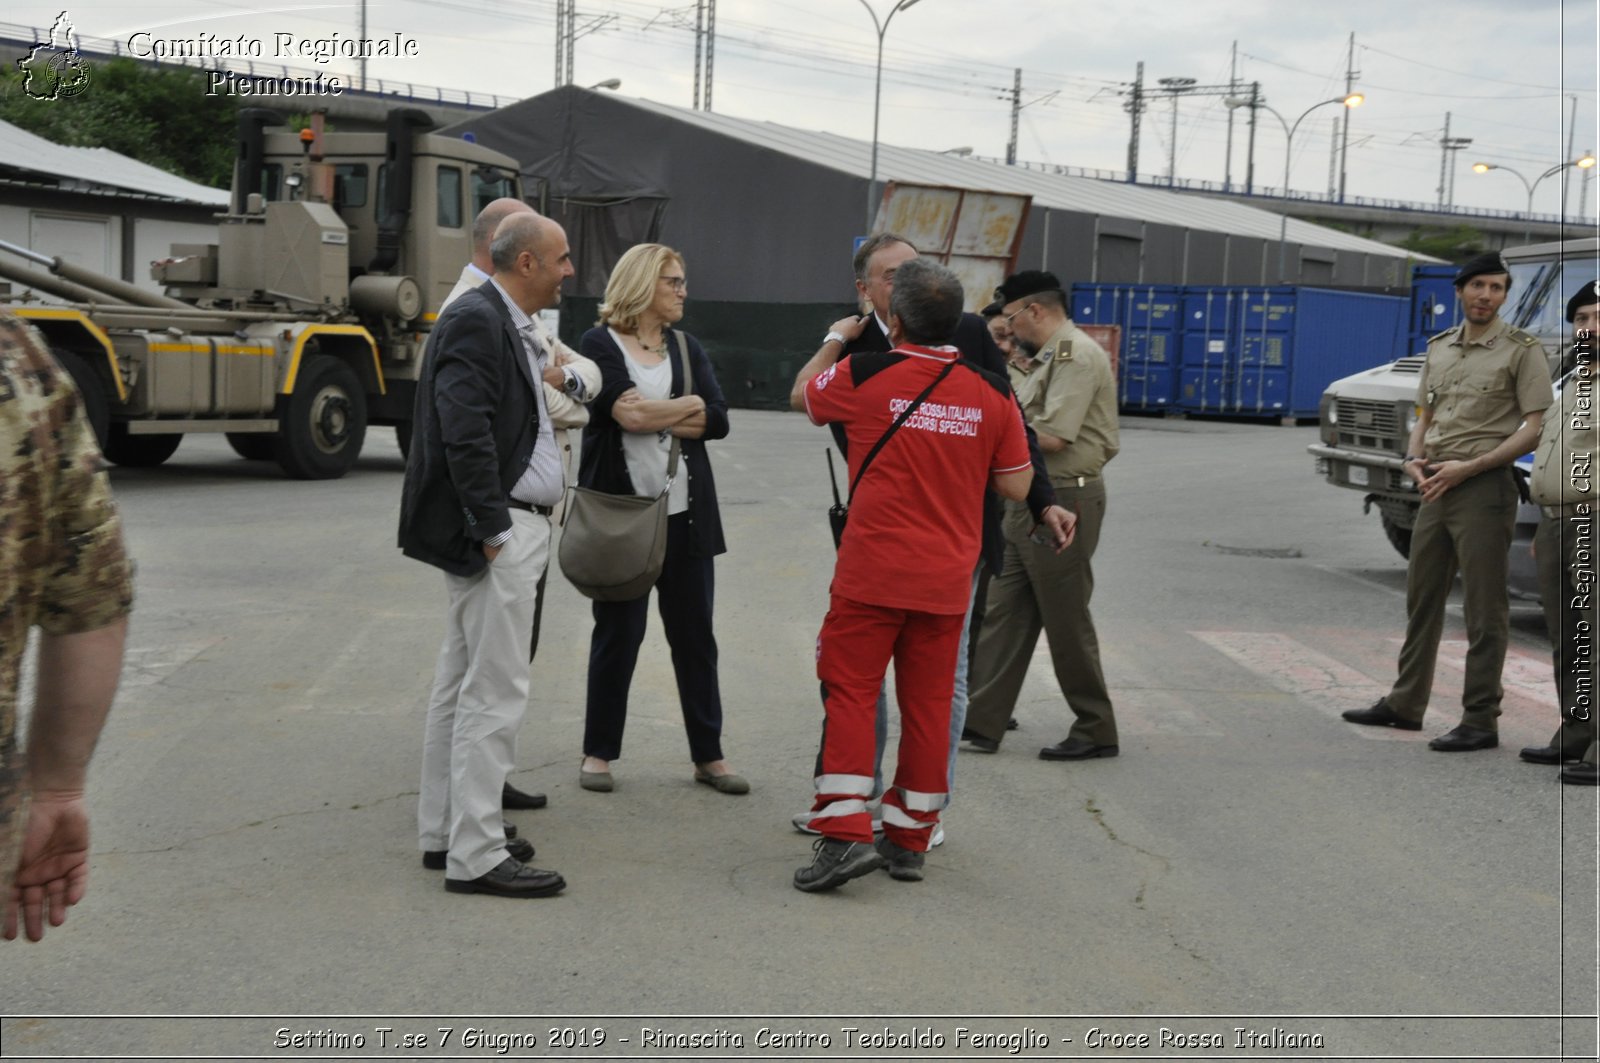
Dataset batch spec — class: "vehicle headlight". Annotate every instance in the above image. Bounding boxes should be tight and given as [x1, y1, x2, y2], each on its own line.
[1327, 398, 1339, 426]
[1403, 403, 1419, 433]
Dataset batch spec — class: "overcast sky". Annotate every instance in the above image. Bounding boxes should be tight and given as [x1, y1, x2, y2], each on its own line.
[13, 0, 1599, 218]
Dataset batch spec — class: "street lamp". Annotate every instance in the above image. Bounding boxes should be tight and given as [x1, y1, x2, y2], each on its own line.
[857, 0, 921, 231]
[1226, 93, 1364, 282]
[588, 78, 622, 90]
[1473, 155, 1598, 243]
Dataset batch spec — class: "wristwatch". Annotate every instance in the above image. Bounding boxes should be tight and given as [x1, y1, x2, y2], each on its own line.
[823, 331, 847, 349]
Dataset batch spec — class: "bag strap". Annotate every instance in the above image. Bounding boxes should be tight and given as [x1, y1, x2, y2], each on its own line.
[662, 330, 692, 487]
[848, 357, 957, 502]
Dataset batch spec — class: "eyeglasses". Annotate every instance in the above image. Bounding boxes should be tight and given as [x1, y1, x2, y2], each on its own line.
[659, 276, 687, 292]
[1002, 302, 1034, 325]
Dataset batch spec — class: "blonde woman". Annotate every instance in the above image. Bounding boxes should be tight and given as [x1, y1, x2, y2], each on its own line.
[574, 244, 746, 795]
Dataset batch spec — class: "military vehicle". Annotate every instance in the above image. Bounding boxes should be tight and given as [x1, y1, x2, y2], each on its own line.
[1308, 237, 1595, 592]
[0, 108, 522, 478]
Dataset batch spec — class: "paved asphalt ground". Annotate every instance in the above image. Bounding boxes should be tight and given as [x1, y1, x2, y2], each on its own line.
[4, 410, 1596, 1061]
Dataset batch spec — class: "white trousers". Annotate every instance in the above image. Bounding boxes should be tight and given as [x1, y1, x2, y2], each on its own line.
[417, 509, 550, 879]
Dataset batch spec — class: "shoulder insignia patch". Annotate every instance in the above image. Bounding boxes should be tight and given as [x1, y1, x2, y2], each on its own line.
[1054, 341, 1075, 363]
[1426, 326, 1457, 344]
[1507, 327, 1537, 346]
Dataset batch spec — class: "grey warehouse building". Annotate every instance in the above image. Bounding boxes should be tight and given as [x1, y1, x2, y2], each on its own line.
[444, 86, 1426, 407]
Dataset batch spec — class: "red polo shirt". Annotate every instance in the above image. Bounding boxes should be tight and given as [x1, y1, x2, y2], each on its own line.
[805, 344, 1031, 614]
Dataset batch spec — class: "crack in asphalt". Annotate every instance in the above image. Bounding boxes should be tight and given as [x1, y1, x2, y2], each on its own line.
[1083, 795, 1208, 966]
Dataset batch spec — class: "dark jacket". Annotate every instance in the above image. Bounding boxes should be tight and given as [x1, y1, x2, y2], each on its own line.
[578, 326, 729, 558]
[398, 283, 545, 577]
[828, 311, 1056, 575]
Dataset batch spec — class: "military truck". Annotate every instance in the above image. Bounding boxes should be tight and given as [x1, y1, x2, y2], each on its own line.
[1307, 237, 1594, 580]
[0, 107, 522, 478]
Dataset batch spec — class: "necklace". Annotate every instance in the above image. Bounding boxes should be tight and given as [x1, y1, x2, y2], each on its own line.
[635, 332, 665, 355]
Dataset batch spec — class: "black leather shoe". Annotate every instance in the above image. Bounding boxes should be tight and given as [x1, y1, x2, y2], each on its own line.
[1006, 717, 1020, 730]
[423, 836, 534, 870]
[445, 857, 565, 897]
[502, 782, 548, 810]
[793, 838, 885, 893]
[1428, 725, 1498, 752]
[503, 820, 519, 840]
[1341, 699, 1422, 731]
[1038, 738, 1118, 760]
[1560, 761, 1598, 786]
[960, 727, 999, 754]
[1519, 745, 1562, 765]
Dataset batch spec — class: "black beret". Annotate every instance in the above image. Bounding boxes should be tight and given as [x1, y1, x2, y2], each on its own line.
[1566, 280, 1600, 322]
[1454, 251, 1509, 287]
[981, 269, 1064, 316]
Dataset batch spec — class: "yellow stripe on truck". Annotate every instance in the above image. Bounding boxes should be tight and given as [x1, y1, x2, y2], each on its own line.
[281, 325, 383, 395]
[11, 307, 127, 401]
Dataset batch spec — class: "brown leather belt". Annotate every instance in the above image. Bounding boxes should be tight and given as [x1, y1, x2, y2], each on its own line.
[507, 499, 553, 516]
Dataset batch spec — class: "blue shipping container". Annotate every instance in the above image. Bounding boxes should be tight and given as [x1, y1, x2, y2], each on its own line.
[1071, 284, 1182, 332]
[1174, 286, 1408, 417]
[1410, 264, 1463, 339]
[1120, 363, 1179, 411]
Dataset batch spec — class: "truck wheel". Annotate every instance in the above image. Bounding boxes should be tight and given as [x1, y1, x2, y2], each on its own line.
[275, 355, 367, 480]
[226, 433, 275, 461]
[103, 424, 183, 467]
[52, 348, 110, 451]
[1381, 514, 1412, 559]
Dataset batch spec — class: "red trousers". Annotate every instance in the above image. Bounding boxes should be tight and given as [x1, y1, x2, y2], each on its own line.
[810, 593, 963, 852]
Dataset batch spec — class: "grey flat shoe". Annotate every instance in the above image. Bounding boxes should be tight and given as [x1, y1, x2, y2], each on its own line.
[579, 765, 613, 792]
[694, 768, 749, 795]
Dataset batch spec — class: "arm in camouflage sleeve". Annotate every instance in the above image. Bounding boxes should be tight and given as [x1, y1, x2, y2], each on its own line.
[2, 315, 132, 943]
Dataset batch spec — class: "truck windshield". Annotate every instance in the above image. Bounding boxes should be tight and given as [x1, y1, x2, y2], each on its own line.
[1509, 259, 1596, 344]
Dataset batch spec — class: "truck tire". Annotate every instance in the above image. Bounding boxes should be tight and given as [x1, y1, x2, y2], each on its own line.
[52, 348, 110, 452]
[226, 433, 275, 461]
[1381, 513, 1412, 559]
[275, 355, 367, 480]
[103, 424, 183, 467]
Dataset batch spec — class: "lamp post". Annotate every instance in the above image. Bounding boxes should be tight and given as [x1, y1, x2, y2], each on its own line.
[1472, 156, 1597, 244]
[857, 0, 921, 231]
[588, 78, 622, 90]
[1226, 93, 1363, 282]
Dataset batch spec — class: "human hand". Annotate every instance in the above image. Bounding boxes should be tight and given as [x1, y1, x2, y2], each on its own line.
[3, 792, 90, 943]
[671, 410, 707, 438]
[828, 315, 869, 344]
[1036, 504, 1077, 553]
[552, 348, 571, 367]
[542, 364, 566, 388]
[1418, 459, 1474, 503]
[617, 388, 643, 405]
[483, 541, 502, 563]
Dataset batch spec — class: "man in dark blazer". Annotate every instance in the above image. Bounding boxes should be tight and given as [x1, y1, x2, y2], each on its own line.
[399, 212, 572, 899]
[791, 232, 1075, 840]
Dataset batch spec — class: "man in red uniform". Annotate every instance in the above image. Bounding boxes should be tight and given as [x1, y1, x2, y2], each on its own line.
[788, 258, 1034, 891]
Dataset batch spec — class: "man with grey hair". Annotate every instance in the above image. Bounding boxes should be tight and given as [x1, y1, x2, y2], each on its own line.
[789, 258, 1034, 891]
[399, 212, 574, 898]
[788, 232, 1072, 844]
[441, 201, 599, 814]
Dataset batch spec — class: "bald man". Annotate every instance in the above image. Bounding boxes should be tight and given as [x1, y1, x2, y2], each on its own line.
[441, 200, 600, 814]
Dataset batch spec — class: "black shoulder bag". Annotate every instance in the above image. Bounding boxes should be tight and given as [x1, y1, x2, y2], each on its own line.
[826, 359, 956, 550]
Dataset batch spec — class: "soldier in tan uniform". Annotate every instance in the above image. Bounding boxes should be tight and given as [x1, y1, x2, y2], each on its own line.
[1520, 282, 1598, 785]
[0, 311, 133, 941]
[964, 271, 1122, 759]
[1344, 253, 1553, 751]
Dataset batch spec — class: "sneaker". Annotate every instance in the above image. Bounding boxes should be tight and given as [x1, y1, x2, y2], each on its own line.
[792, 837, 886, 893]
[874, 836, 925, 882]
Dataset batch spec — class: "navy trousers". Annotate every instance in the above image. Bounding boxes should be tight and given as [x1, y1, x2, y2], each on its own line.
[583, 512, 724, 762]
